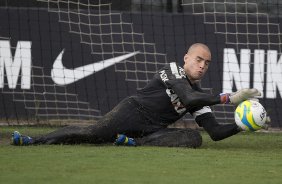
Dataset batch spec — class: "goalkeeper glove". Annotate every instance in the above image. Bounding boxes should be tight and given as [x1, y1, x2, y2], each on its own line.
[220, 88, 261, 105]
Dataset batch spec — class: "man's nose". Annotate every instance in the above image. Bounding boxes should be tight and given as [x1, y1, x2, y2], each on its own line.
[199, 61, 205, 69]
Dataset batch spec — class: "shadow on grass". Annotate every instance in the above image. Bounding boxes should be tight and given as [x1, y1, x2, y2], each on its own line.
[200, 131, 282, 151]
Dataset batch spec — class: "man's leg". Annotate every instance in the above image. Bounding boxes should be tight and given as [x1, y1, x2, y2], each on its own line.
[32, 125, 94, 144]
[30, 97, 163, 145]
[136, 128, 202, 148]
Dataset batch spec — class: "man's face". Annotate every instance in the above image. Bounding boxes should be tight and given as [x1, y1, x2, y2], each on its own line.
[183, 46, 211, 83]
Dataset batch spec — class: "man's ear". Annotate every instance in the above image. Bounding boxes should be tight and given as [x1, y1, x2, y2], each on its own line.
[184, 54, 189, 63]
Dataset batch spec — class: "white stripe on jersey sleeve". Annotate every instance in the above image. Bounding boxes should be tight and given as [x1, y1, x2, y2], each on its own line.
[170, 62, 182, 79]
[192, 106, 212, 118]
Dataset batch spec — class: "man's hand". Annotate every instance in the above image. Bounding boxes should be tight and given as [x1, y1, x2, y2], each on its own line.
[229, 88, 261, 105]
[220, 88, 261, 105]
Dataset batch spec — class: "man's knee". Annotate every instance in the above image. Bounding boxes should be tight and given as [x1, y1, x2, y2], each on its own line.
[137, 128, 202, 148]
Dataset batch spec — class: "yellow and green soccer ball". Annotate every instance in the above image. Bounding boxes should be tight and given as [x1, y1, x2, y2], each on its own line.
[234, 100, 267, 131]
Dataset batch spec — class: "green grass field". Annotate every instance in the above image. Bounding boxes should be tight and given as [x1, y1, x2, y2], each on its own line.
[1, 126, 282, 184]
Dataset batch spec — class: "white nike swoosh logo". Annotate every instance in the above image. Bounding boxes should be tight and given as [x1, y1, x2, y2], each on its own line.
[51, 50, 139, 85]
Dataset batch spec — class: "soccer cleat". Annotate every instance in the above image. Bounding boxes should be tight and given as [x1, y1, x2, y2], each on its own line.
[11, 131, 33, 146]
[114, 134, 136, 146]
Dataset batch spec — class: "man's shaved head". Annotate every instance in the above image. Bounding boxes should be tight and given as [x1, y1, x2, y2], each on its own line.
[187, 43, 211, 56]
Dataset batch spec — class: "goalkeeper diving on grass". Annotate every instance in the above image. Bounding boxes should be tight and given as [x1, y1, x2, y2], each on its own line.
[11, 43, 261, 147]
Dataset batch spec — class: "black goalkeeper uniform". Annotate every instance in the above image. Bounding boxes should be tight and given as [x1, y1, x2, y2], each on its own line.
[32, 62, 240, 147]
[134, 62, 220, 125]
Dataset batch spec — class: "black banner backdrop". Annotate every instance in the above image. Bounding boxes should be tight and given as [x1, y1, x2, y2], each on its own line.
[0, 7, 281, 127]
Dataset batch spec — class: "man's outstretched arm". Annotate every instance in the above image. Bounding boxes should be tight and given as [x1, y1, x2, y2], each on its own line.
[159, 62, 261, 109]
[194, 110, 241, 141]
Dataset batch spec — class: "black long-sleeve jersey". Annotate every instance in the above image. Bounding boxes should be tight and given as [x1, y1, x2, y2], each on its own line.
[133, 62, 222, 125]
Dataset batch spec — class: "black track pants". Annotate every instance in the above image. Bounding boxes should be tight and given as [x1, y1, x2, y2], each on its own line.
[32, 97, 164, 144]
[32, 97, 203, 148]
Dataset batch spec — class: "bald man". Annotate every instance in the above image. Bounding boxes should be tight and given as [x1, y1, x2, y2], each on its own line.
[12, 43, 261, 147]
